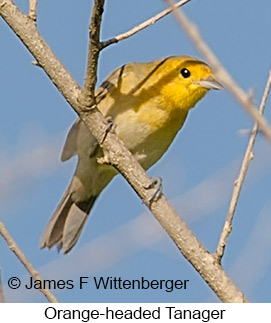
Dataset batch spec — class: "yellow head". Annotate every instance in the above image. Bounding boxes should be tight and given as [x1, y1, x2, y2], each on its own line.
[153, 56, 223, 111]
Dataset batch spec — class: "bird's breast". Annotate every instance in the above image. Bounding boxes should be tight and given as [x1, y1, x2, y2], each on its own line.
[113, 104, 188, 170]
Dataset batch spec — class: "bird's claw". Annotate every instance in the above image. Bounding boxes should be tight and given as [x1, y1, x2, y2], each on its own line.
[144, 176, 163, 204]
[101, 116, 116, 144]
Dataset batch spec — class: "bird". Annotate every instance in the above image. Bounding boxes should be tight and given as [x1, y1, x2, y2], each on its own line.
[40, 56, 223, 253]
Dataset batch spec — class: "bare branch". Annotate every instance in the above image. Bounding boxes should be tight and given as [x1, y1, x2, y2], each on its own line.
[0, 0, 248, 302]
[166, 0, 271, 143]
[101, 0, 191, 48]
[0, 222, 58, 303]
[28, 0, 37, 22]
[215, 70, 271, 262]
[81, 0, 104, 106]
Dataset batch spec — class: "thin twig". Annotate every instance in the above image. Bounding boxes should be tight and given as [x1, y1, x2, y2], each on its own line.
[101, 0, 191, 48]
[215, 70, 271, 262]
[0, 222, 58, 303]
[0, 268, 5, 303]
[81, 0, 104, 106]
[80, 0, 111, 147]
[28, 0, 37, 22]
[166, 0, 271, 143]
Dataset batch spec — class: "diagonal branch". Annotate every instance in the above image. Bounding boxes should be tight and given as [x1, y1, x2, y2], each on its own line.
[166, 0, 271, 143]
[0, 0, 248, 302]
[101, 0, 191, 48]
[215, 70, 271, 262]
[0, 222, 58, 303]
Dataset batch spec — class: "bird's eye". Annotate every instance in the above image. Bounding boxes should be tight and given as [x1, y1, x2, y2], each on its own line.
[180, 68, 191, 78]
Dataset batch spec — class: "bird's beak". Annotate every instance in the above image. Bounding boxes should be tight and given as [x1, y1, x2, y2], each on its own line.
[194, 76, 223, 90]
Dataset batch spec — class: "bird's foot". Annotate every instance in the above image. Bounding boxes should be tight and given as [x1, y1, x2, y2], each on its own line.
[101, 116, 116, 144]
[144, 176, 163, 204]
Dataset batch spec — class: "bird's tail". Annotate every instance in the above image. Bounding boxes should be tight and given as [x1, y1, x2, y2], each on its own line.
[40, 184, 97, 254]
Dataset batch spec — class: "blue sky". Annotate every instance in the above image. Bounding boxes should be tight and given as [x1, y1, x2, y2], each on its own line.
[1, 0, 271, 303]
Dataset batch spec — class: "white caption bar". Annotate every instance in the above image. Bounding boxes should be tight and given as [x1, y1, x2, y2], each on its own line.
[0, 303, 269, 322]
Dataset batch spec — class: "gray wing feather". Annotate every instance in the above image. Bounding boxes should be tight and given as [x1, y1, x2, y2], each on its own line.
[61, 119, 81, 162]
